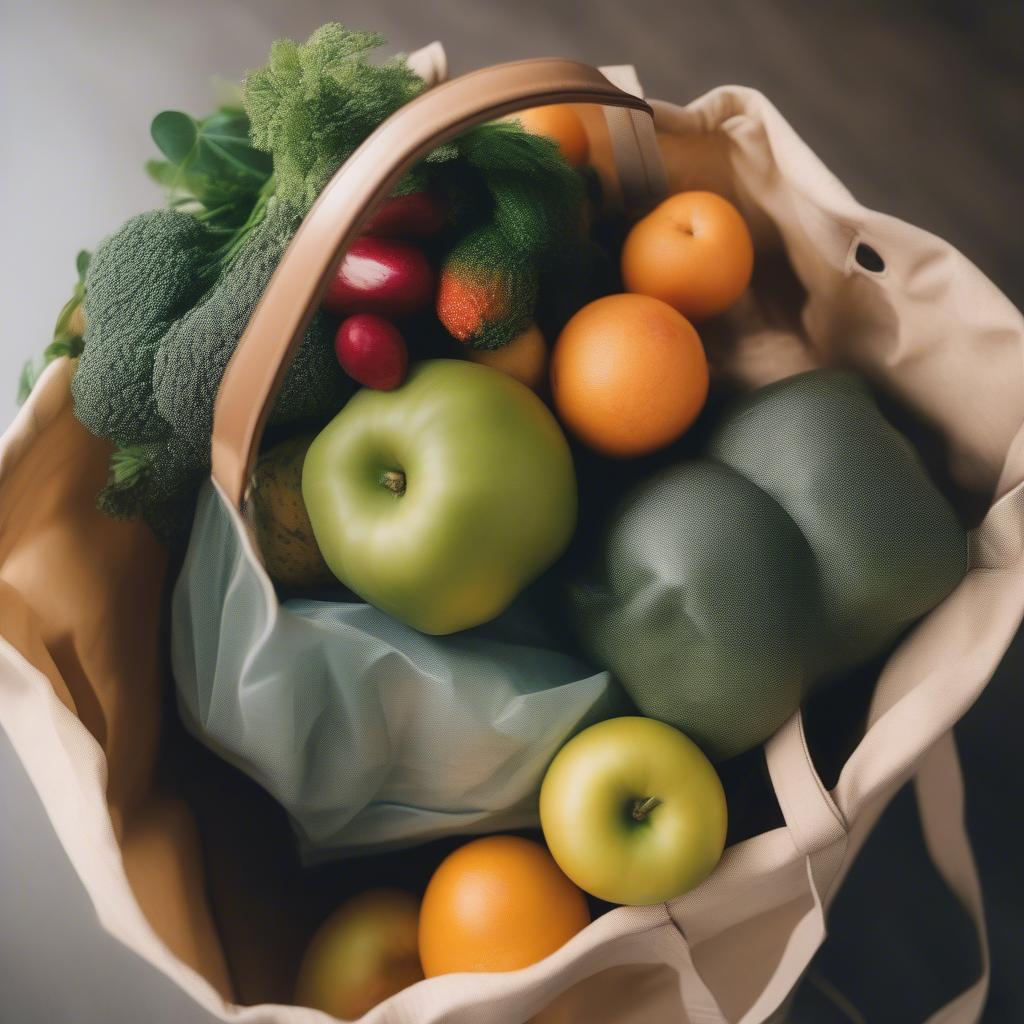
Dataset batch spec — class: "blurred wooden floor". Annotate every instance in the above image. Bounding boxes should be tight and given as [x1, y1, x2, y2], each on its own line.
[2, 1, 1021, 1020]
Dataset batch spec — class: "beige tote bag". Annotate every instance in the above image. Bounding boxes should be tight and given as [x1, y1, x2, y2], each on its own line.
[3, 47, 1022, 1024]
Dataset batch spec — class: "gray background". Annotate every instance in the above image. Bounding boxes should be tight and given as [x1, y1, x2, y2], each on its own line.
[1, 1, 1021, 1021]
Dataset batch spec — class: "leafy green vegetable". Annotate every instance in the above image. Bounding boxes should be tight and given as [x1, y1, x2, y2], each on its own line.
[64, 23, 424, 539]
[18, 250, 91, 405]
[243, 23, 423, 213]
[458, 122, 585, 263]
[430, 123, 588, 348]
[152, 200, 347, 454]
[148, 106, 272, 219]
[146, 105, 275, 280]
[73, 200, 349, 539]
[74, 211, 214, 445]
[57, 19, 590, 540]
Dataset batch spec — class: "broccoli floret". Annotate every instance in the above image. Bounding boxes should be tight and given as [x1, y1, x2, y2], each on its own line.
[269, 312, 344, 428]
[72, 201, 349, 541]
[97, 436, 208, 542]
[153, 199, 348, 454]
[73, 211, 213, 446]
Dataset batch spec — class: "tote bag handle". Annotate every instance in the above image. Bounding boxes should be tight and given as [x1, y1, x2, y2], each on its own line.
[210, 59, 653, 509]
[720, 717, 990, 1024]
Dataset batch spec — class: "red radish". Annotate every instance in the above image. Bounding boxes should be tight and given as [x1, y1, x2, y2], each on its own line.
[323, 238, 435, 318]
[362, 191, 447, 238]
[335, 314, 408, 390]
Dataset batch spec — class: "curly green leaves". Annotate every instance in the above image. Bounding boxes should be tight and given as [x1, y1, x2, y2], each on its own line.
[435, 125, 587, 348]
[243, 23, 423, 214]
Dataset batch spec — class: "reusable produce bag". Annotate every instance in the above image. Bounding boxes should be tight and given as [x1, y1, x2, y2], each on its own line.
[173, 493, 622, 855]
[2, 47, 1022, 1024]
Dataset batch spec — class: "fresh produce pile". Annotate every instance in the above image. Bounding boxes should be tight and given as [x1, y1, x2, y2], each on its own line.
[27, 24, 590, 539]
[27, 23, 970, 1017]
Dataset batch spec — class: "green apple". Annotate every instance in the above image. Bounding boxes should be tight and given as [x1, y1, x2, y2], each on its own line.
[294, 888, 422, 1019]
[303, 359, 577, 634]
[539, 717, 727, 905]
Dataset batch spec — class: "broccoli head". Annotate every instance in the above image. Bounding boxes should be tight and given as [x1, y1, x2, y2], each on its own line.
[73, 200, 349, 541]
[97, 435, 208, 542]
[73, 211, 213, 446]
[153, 199, 349, 455]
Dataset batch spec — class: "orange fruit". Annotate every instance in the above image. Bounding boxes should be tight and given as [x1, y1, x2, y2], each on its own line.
[418, 835, 590, 977]
[511, 105, 590, 167]
[467, 323, 547, 390]
[550, 293, 708, 457]
[622, 191, 754, 320]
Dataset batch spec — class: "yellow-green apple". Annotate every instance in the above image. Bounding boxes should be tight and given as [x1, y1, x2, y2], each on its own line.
[303, 359, 577, 634]
[294, 888, 422, 1019]
[539, 717, 727, 905]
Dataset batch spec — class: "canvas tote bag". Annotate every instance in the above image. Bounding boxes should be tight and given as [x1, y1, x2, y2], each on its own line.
[2, 50, 1023, 1024]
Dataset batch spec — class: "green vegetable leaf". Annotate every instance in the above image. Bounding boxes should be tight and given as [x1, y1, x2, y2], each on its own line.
[152, 108, 271, 184]
[192, 109, 272, 180]
[44, 336, 84, 361]
[243, 23, 423, 213]
[146, 159, 180, 189]
[149, 107, 272, 226]
[17, 361, 38, 405]
[151, 110, 198, 165]
[18, 250, 90, 405]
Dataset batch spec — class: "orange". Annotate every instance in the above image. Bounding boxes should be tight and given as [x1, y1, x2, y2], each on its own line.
[550, 293, 708, 457]
[467, 323, 547, 390]
[622, 191, 754, 320]
[418, 835, 590, 977]
[511, 105, 590, 167]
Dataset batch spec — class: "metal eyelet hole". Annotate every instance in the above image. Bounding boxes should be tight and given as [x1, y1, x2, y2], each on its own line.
[854, 243, 885, 273]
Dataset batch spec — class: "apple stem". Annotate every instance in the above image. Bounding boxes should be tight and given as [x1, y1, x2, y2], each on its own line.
[632, 796, 661, 822]
[381, 469, 406, 496]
